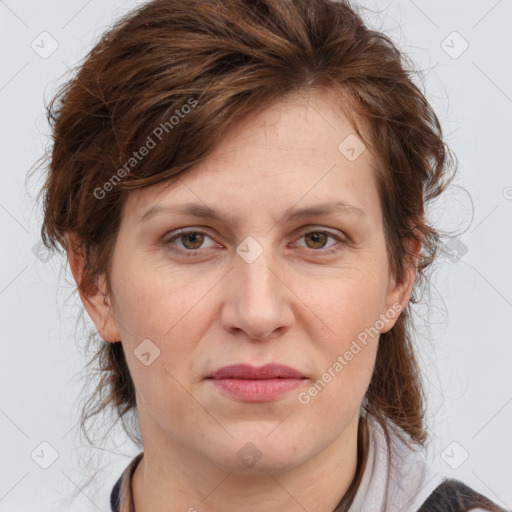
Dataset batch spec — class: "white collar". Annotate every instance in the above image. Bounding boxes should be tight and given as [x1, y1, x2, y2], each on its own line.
[348, 415, 445, 512]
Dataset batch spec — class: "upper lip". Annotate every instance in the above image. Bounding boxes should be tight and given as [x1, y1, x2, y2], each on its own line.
[208, 363, 305, 380]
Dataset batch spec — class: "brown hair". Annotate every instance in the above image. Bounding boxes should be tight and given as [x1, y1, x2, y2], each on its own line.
[32, 0, 457, 506]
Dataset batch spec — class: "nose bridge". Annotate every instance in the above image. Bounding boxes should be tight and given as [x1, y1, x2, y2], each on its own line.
[225, 234, 292, 339]
[236, 234, 281, 302]
[238, 236, 276, 293]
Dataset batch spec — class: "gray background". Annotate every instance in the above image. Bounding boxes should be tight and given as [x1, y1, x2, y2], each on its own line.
[1, 0, 511, 510]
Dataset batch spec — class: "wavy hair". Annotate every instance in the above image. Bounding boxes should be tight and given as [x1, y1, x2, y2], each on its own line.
[32, 0, 459, 507]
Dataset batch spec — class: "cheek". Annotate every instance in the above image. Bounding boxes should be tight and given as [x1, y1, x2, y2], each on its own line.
[299, 267, 387, 393]
[109, 259, 217, 401]
[309, 268, 388, 338]
[297, 282, 382, 424]
[111, 252, 207, 340]
[114, 269, 208, 421]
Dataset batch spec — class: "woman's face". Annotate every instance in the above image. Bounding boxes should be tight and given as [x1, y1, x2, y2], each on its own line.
[77, 91, 416, 473]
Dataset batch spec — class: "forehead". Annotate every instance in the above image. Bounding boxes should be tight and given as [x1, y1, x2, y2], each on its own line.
[122, 90, 381, 227]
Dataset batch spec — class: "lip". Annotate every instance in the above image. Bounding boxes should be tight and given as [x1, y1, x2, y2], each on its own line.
[208, 363, 305, 380]
[206, 364, 306, 402]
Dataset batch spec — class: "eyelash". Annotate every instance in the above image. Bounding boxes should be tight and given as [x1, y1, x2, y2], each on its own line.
[163, 228, 346, 258]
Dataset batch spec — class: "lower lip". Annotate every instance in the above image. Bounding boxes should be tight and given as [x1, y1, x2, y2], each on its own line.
[209, 378, 304, 402]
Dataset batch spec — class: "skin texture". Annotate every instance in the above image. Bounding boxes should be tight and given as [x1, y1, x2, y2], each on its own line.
[68, 90, 420, 512]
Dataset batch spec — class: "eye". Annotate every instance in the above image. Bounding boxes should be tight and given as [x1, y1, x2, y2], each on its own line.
[163, 228, 345, 258]
[164, 229, 218, 256]
[294, 230, 343, 253]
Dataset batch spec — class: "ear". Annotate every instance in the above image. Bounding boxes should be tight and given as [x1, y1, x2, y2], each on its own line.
[380, 228, 422, 334]
[65, 232, 121, 343]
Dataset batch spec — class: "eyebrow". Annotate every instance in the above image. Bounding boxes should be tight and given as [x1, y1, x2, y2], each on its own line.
[139, 200, 366, 227]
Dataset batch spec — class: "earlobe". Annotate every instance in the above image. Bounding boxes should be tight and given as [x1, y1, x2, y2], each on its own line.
[381, 228, 422, 333]
[65, 232, 121, 343]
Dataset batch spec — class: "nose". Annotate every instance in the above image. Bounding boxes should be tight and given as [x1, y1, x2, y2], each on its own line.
[220, 243, 295, 341]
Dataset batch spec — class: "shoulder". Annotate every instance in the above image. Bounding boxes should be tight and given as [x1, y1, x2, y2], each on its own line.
[365, 415, 508, 512]
[417, 478, 509, 512]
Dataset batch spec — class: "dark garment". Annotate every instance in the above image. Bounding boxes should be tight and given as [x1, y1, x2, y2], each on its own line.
[110, 452, 141, 512]
[417, 479, 507, 512]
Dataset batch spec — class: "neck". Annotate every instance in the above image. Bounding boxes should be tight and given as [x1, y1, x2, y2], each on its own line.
[132, 415, 365, 512]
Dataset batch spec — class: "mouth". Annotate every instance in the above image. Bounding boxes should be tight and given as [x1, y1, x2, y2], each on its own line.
[207, 363, 305, 380]
[206, 363, 306, 402]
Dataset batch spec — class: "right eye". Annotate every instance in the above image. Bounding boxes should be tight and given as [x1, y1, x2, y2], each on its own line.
[164, 229, 218, 257]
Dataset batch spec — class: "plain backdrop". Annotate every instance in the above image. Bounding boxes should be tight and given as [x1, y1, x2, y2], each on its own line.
[1, 0, 511, 510]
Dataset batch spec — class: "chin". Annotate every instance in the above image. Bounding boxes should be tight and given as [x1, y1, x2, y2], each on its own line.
[204, 435, 311, 475]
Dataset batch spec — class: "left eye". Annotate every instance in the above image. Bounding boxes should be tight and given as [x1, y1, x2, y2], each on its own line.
[164, 229, 344, 257]
[295, 231, 340, 251]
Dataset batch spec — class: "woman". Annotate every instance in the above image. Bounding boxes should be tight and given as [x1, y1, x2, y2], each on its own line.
[35, 0, 507, 510]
